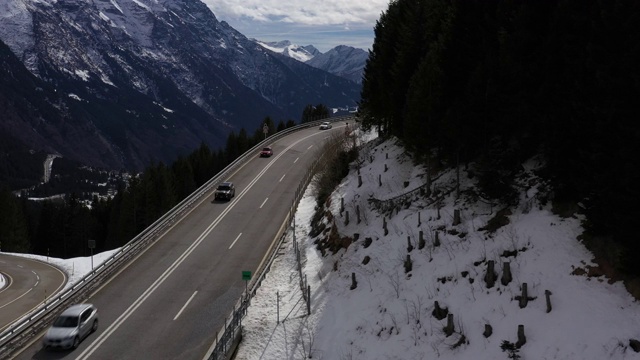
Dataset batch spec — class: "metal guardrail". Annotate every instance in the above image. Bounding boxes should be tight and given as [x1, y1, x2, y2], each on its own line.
[0, 115, 355, 360]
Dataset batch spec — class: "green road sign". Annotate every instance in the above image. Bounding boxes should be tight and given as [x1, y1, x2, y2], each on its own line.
[242, 271, 252, 281]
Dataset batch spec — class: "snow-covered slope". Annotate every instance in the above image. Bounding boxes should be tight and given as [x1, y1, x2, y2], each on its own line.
[236, 130, 640, 359]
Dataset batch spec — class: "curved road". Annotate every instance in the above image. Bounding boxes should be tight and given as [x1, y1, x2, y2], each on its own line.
[12, 124, 345, 359]
[0, 255, 66, 333]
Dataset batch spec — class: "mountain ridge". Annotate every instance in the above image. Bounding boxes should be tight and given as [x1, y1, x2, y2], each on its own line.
[0, 0, 360, 172]
[255, 40, 368, 84]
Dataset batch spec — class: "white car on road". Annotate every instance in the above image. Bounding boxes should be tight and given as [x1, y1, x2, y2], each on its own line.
[319, 122, 332, 130]
[43, 303, 98, 350]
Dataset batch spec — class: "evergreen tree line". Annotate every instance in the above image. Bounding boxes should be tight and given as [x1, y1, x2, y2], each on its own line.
[301, 104, 331, 123]
[359, 0, 640, 275]
[0, 116, 303, 258]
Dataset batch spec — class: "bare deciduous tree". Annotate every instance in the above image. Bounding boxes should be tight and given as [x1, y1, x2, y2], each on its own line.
[386, 269, 402, 298]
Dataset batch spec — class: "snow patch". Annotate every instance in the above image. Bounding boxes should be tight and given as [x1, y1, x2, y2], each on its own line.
[75, 69, 90, 81]
[68, 93, 82, 101]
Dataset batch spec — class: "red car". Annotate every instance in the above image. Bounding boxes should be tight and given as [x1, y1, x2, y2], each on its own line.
[260, 146, 273, 157]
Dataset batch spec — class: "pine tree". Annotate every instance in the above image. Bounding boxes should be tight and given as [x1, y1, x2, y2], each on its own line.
[0, 187, 30, 252]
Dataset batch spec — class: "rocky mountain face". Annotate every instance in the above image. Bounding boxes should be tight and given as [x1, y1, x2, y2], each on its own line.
[256, 41, 368, 84]
[0, 0, 361, 172]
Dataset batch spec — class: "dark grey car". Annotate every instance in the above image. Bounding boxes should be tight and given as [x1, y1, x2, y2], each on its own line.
[43, 303, 98, 350]
[214, 181, 235, 201]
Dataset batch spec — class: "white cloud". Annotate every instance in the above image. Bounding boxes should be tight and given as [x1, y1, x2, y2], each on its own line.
[202, 0, 389, 51]
[204, 0, 388, 26]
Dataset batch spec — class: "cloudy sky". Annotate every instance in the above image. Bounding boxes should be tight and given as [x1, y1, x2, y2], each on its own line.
[202, 0, 390, 52]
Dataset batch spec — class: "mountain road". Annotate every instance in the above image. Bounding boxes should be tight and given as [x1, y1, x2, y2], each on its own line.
[11, 123, 346, 360]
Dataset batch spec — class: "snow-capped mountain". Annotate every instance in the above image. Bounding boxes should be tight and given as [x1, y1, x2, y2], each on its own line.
[255, 40, 368, 84]
[254, 40, 320, 62]
[307, 45, 368, 84]
[0, 0, 360, 171]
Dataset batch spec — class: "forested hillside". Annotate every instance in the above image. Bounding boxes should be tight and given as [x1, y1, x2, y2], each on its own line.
[359, 0, 640, 276]
[0, 99, 335, 258]
[0, 116, 308, 258]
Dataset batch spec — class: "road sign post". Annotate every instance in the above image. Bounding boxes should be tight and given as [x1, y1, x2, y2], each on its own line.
[242, 270, 252, 295]
[88, 239, 96, 270]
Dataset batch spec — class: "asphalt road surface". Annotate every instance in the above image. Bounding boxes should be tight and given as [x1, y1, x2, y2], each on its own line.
[0, 255, 66, 333]
[12, 124, 345, 360]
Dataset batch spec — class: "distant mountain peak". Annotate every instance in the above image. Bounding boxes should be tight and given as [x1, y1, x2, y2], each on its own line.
[253, 39, 320, 62]
[254, 39, 367, 84]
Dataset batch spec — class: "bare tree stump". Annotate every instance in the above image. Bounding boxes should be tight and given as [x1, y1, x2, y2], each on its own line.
[545, 289, 552, 313]
[383, 217, 388, 236]
[418, 230, 425, 250]
[516, 324, 526, 348]
[384, 164, 388, 172]
[356, 205, 361, 224]
[404, 255, 412, 273]
[432, 301, 448, 320]
[378, 174, 382, 186]
[407, 236, 413, 252]
[344, 211, 349, 226]
[434, 231, 441, 247]
[340, 197, 344, 214]
[501, 262, 513, 286]
[358, 175, 362, 187]
[453, 209, 461, 226]
[444, 314, 455, 337]
[483, 324, 493, 338]
[350, 272, 357, 290]
[484, 260, 497, 288]
[418, 212, 421, 227]
[519, 283, 529, 308]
